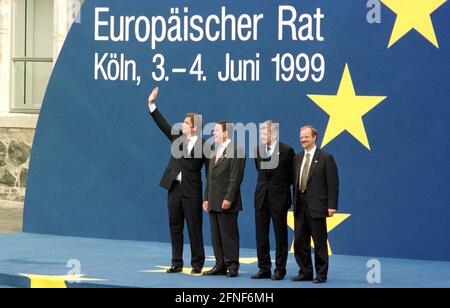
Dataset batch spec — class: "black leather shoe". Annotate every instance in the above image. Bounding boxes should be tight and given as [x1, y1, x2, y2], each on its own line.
[251, 271, 271, 279]
[203, 267, 227, 276]
[167, 266, 183, 273]
[291, 274, 313, 282]
[191, 268, 203, 275]
[313, 278, 327, 284]
[271, 272, 285, 281]
[227, 269, 239, 278]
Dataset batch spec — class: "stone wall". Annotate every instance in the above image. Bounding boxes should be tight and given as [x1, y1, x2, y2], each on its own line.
[0, 0, 82, 203]
[0, 128, 34, 202]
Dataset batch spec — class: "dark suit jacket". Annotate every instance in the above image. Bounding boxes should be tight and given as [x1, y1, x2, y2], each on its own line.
[293, 149, 339, 218]
[254, 142, 295, 212]
[204, 142, 246, 213]
[150, 108, 209, 199]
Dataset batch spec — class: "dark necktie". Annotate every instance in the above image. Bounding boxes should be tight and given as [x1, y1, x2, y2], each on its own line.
[300, 153, 311, 193]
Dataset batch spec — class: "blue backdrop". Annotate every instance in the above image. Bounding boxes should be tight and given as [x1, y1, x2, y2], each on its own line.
[24, 0, 450, 261]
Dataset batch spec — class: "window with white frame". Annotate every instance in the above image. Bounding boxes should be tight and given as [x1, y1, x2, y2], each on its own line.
[11, 0, 53, 113]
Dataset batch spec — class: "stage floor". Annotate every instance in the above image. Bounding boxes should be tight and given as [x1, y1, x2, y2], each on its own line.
[0, 233, 449, 288]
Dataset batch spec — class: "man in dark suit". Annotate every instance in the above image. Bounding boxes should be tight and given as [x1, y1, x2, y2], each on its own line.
[292, 125, 339, 284]
[147, 87, 209, 275]
[252, 121, 295, 281]
[203, 121, 246, 278]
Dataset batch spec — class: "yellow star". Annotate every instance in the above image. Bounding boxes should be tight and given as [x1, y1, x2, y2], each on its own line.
[287, 211, 351, 256]
[19, 273, 105, 288]
[307, 64, 387, 150]
[238, 257, 259, 265]
[143, 257, 258, 277]
[207, 256, 258, 265]
[141, 266, 213, 276]
[381, 0, 447, 48]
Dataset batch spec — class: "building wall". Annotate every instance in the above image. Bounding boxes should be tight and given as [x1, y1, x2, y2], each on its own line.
[0, 127, 33, 202]
[0, 0, 81, 202]
[0, 0, 12, 114]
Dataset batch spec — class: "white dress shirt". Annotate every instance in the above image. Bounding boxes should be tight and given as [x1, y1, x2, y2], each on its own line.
[266, 140, 278, 157]
[300, 145, 317, 181]
[176, 135, 198, 182]
[215, 139, 232, 163]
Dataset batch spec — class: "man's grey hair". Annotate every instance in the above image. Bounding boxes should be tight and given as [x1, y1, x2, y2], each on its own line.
[261, 120, 279, 138]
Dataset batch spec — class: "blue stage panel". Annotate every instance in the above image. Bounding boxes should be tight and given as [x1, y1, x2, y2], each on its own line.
[0, 233, 449, 288]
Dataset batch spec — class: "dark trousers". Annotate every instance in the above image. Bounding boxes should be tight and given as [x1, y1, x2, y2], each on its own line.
[209, 211, 240, 271]
[255, 197, 288, 275]
[168, 182, 205, 269]
[294, 193, 329, 279]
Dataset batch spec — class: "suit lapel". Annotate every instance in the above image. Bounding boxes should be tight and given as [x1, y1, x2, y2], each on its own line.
[189, 137, 202, 158]
[272, 142, 280, 158]
[210, 150, 217, 168]
[178, 136, 187, 157]
[214, 156, 226, 169]
[259, 144, 268, 160]
[183, 138, 189, 157]
[213, 143, 231, 169]
[295, 152, 305, 188]
[307, 150, 321, 183]
[267, 142, 280, 172]
[259, 144, 270, 173]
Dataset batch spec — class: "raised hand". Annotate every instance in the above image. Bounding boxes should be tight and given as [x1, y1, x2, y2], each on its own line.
[148, 87, 159, 108]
